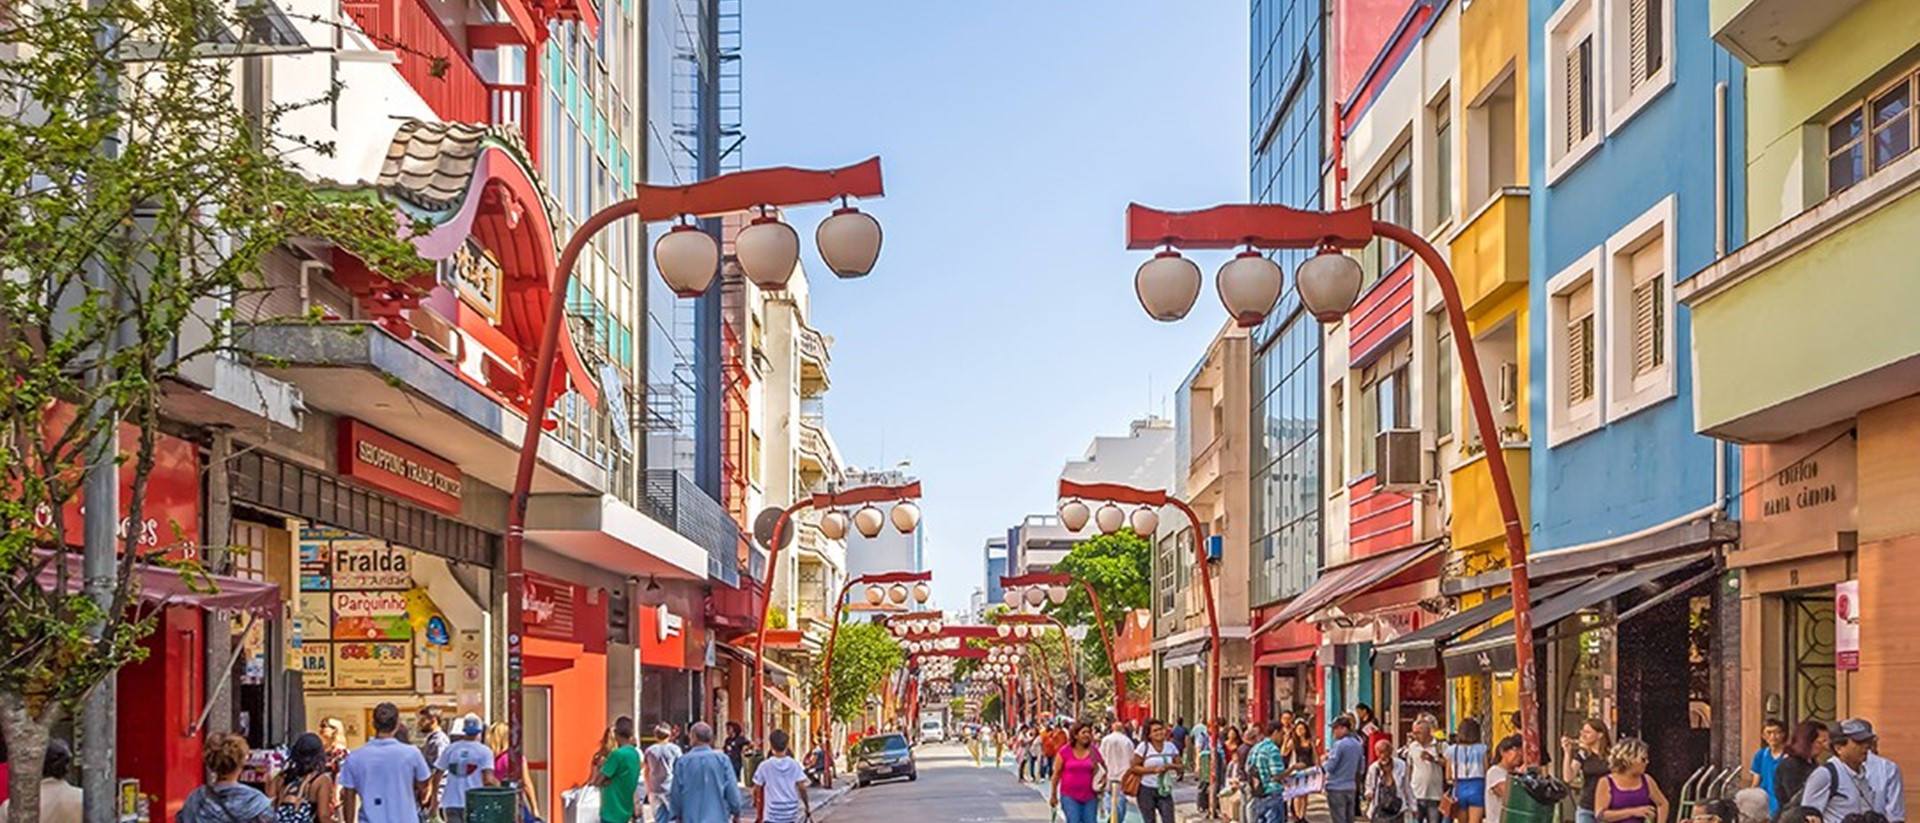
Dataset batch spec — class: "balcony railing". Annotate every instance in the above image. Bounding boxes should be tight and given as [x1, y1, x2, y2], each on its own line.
[642, 469, 743, 586]
[340, 0, 530, 147]
[798, 324, 830, 395]
[1188, 435, 1224, 496]
[797, 416, 837, 477]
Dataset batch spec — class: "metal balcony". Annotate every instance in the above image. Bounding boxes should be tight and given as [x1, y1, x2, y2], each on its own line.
[798, 324, 831, 396]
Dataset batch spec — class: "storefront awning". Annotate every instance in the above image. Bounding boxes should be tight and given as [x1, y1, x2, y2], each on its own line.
[1254, 647, 1317, 668]
[34, 551, 281, 616]
[718, 642, 800, 688]
[1161, 639, 1209, 669]
[1252, 539, 1446, 638]
[1440, 555, 1707, 676]
[1372, 580, 1581, 672]
[763, 684, 805, 715]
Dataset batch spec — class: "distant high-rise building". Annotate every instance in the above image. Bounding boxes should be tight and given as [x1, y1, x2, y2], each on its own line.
[984, 537, 1009, 607]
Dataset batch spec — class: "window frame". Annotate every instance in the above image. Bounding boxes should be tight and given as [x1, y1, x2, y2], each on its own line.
[1431, 311, 1456, 443]
[1431, 92, 1456, 231]
[1546, 248, 1605, 446]
[1602, 0, 1674, 136]
[1546, 0, 1602, 184]
[1357, 142, 1415, 289]
[1601, 195, 1678, 422]
[1826, 68, 1920, 196]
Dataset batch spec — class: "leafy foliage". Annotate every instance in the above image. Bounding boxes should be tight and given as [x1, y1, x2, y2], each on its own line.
[1048, 529, 1151, 655]
[817, 622, 904, 723]
[0, 0, 425, 818]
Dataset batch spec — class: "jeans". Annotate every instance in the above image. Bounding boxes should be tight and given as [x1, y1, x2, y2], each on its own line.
[1327, 790, 1358, 823]
[1107, 782, 1132, 823]
[1137, 789, 1177, 823]
[1577, 810, 1599, 823]
[651, 798, 672, 823]
[1254, 795, 1288, 823]
[1415, 799, 1445, 823]
[1062, 796, 1100, 823]
[1041, 756, 1055, 780]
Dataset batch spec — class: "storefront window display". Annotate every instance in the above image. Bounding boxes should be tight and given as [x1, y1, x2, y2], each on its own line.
[1554, 615, 1615, 742]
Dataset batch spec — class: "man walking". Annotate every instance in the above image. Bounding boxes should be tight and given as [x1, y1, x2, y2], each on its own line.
[1748, 719, 1788, 815]
[644, 724, 683, 823]
[1801, 718, 1905, 823]
[417, 709, 452, 822]
[341, 703, 433, 823]
[435, 714, 498, 823]
[596, 718, 642, 823]
[1322, 715, 1366, 823]
[1404, 716, 1445, 823]
[1101, 720, 1136, 823]
[667, 723, 746, 823]
[1247, 722, 1289, 823]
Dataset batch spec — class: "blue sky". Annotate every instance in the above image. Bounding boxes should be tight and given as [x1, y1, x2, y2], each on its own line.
[744, 2, 1251, 610]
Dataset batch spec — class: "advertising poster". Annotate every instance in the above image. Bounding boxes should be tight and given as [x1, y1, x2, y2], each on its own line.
[300, 643, 332, 688]
[332, 641, 413, 690]
[333, 591, 412, 640]
[298, 526, 350, 591]
[1836, 579, 1861, 671]
[296, 592, 333, 641]
[332, 541, 413, 590]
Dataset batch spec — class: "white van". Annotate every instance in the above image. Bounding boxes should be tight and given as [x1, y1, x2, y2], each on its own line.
[917, 715, 945, 744]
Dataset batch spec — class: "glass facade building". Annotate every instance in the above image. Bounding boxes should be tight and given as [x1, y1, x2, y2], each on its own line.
[1248, 0, 1325, 606]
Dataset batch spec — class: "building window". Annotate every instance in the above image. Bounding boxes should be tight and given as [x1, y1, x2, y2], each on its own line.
[1604, 0, 1672, 131]
[1466, 71, 1519, 208]
[1547, 248, 1604, 445]
[1357, 144, 1414, 288]
[1329, 380, 1346, 488]
[1828, 69, 1919, 196]
[1432, 94, 1454, 228]
[748, 431, 762, 487]
[1603, 196, 1677, 421]
[1356, 345, 1411, 477]
[1432, 314, 1455, 441]
[1547, 0, 1600, 182]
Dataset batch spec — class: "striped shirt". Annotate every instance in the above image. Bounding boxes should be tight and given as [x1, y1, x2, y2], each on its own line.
[1248, 739, 1287, 796]
[1446, 743, 1489, 781]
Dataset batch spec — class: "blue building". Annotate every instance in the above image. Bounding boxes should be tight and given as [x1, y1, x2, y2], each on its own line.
[984, 537, 1008, 610]
[1525, 0, 1744, 775]
[1246, 0, 1326, 725]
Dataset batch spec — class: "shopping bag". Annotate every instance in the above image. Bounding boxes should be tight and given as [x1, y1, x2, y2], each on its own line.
[562, 787, 601, 823]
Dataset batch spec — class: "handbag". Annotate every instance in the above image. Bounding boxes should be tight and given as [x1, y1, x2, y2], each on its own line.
[1122, 771, 1143, 796]
[1438, 793, 1457, 818]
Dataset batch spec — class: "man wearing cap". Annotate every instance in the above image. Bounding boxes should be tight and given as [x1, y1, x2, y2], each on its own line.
[1800, 719, 1904, 823]
[436, 714, 499, 823]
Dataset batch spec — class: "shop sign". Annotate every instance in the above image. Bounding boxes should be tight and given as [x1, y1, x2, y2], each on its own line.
[1836, 579, 1861, 671]
[446, 241, 502, 321]
[332, 542, 414, 590]
[337, 419, 463, 515]
[295, 592, 332, 642]
[301, 643, 332, 687]
[298, 528, 346, 590]
[331, 641, 413, 690]
[639, 603, 687, 669]
[1739, 426, 1857, 562]
[29, 402, 201, 561]
[523, 573, 578, 642]
[332, 591, 412, 640]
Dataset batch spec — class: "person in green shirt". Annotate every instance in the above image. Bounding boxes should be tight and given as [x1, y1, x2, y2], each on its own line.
[596, 717, 643, 823]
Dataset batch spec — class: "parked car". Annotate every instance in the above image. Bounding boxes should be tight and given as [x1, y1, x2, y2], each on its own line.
[852, 732, 917, 787]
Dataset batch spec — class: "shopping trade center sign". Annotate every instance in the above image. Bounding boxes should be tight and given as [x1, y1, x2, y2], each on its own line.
[338, 419, 463, 514]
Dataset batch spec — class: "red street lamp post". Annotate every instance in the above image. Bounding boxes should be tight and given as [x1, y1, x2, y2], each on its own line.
[504, 159, 886, 775]
[818, 570, 933, 786]
[1056, 479, 1223, 739]
[1122, 200, 1543, 765]
[991, 612, 1080, 717]
[756, 481, 922, 744]
[1000, 571, 1127, 712]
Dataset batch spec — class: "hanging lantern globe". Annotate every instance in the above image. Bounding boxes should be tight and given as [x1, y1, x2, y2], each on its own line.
[889, 501, 921, 533]
[1094, 503, 1126, 535]
[736, 212, 801, 291]
[853, 505, 886, 538]
[815, 205, 884, 279]
[912, 582, 931, 603]
[1003, 587, 1021, 607]
[1131, 507, 1161, 536]
[1295, 248, 1366, 323]
[1135, 250, 1204, 321]
[654, 224, 720, 298]
[1047, 585, 1068, 605]
[865, 585, 885, 606]
[997, 624, 1012, 638]
[888, 583, 909, 604]
[1217, 250, 1286, 328]
[1058, 499, 1090, 532]
[1024, 587, 1046, 608]
[819, 510, 850, 541]
[1013, 624, 1030, 639]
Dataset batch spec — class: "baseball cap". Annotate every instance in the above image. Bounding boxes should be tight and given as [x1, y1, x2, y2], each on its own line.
[461, 713, 485, 738]
[1833, 718, 1876, 743]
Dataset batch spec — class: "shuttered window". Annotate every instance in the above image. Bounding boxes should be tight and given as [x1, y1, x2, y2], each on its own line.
[1627, 0, 1663, 90]
[1629, 242, 1665, 378]
[1565, 35, 1594, 151]
[1567, 282, 1596, 404]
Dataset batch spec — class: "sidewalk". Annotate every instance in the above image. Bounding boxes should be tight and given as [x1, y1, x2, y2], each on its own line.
[972, 752, 1330, 823]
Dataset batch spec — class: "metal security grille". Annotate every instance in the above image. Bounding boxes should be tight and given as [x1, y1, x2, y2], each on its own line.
[229, 450, 495, 567]
[643, 468, 743, 587]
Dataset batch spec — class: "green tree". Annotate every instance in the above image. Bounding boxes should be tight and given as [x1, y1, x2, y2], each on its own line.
[817, 622, 905, 724]
[1049, 528, 1150, 656]
[0, 1, 423, 817]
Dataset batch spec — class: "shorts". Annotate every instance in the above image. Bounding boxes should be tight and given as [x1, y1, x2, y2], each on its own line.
[1452, 778, 1487, 809]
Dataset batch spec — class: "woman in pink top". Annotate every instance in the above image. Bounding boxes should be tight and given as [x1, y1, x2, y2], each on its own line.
[1053, 722, 1107, 823]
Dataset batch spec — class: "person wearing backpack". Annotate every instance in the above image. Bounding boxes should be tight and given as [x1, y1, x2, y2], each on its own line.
[1797, 719, 1905, 823]
[1365, 738, 1408, 823]
[1246, 722, 1290, 823]
[267, 734, 338, 823]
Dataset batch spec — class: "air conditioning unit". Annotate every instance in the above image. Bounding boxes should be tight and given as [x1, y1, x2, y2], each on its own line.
[1205, 534, 1224, 562]
[1498, 362, 1520, 412]
[1376, 428, 1425, 493]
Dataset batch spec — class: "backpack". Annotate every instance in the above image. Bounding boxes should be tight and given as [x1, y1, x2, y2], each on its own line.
[1774, 761, 1845, 823]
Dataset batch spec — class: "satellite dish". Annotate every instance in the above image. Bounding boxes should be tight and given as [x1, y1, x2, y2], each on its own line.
[754, 507, 795, 550]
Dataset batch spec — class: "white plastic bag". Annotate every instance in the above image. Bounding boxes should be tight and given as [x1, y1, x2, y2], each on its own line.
[562, 787, 601, 823]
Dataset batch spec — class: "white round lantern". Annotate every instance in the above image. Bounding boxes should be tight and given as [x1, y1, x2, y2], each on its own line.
[1131, 507, 1161, 536]
[996, 624, 1012, 638]
[889, 583, 909, 604]
[890, 621, 907, 637]
[1094, 503, 1126, 535]
[819, 510, 849, 541]
[853, 505, 886, 538]
[1003, 587, 1020, 607]
[1296, 249, 1367, 324]
[1217, 250, 1285, 328]
[1047, 585, 1068, 605]
[1024, 586, 1046, 608]
[1058, 499, 1090, 532]
[816, 206, 884, 279]
[889, 501, 921, 533]
[654, 224, 720, 297]
[1013, 624, 1030, 639]
[912, 582, 931, 603]
[736, 213, 800, 291]
[865, 585, 885, 606]
[1135, 250, 1203, 321]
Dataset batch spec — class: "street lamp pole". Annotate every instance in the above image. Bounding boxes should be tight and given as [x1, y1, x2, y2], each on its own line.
[816, 570, 932, 786]
[991, 613, 1079, 717]
[502, 159, 885, 778]
[1122, 201, 1543, 765]
[1001, 571, 1127, 712]
[1057, 479, 1223, 740]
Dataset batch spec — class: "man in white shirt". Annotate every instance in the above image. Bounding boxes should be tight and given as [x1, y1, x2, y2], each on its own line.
[643, 724, 684, 823]
[0, 740, 83, 823]
[1404, 716, 1446, 823]
[1802, 718, 1905, 823]
[436, 715, 498, 823]
[1100, 720, 1136, 823]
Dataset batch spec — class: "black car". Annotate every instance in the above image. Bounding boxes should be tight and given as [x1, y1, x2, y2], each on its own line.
[852, 733, 917, 787]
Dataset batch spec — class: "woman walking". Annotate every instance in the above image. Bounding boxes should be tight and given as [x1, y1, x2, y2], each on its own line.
[1561, 719, 1615, 823]
[1446, 719, 1490, 823]
[268, 734, 337, 823]
[181, 734, 275, 823]
[1593, 738, 1669, 823]
[1289, 719, 1318, 821]
[1053, 722, 1106, 823]
[1131, 720, 1183, 823]
[1769, 720, 1829, 811]
[488, 723, 541, 819]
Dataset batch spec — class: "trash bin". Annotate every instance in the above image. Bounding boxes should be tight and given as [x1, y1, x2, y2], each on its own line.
[1506, 771, 1570, 823]
[467, 786, 520, 823]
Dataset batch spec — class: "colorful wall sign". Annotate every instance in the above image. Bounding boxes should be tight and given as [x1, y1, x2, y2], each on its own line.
[32, 401, 201, 561]
[1837, 579, 1861, 671]
[301, 643, 332, 688]
[332, 590, 412, 640]
[331, 641, 413, 690]
[332, 541, 414, 590]
[638, 603, 687, 669]
[523, 573, 579, 642]
[337, 419, 463, 514]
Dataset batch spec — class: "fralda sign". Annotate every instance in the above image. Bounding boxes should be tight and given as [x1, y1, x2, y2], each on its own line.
[338, 419, 463, 514]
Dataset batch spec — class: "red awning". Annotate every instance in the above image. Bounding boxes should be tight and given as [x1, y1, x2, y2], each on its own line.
[1252, 539, 1445, 638]
[1254, 647, 1317, 668]
[33, 551, 281, 616]
[763, 684, 805, 715]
